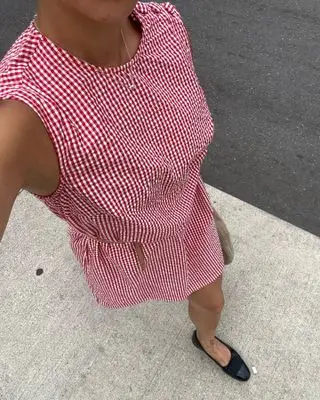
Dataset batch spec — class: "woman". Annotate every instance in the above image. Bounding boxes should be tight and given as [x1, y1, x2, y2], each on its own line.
[0, 0, 250, 381]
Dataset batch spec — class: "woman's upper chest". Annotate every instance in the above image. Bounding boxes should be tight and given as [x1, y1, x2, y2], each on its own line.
[63, 46, 212, 167]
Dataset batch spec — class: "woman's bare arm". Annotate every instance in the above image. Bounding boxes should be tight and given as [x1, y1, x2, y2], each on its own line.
[0, 100, 59, 242]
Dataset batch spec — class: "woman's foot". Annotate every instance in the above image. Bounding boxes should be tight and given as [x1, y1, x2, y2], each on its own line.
[197, 334, 231, 367]
[192, 331, 251, 381]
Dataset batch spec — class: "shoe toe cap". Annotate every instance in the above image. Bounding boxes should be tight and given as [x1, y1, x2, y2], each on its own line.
[236, 363, 251, 381]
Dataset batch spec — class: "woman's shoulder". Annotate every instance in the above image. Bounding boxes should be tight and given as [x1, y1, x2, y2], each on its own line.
[137, 2, 190, 57]
[137, 1, 188, 47]
[137, 1, 184, 23]
[0, 23, 61, 132]
[0, 22, 50, 110]
[0, 23, 41, 79]
[140, 2, 178, 14]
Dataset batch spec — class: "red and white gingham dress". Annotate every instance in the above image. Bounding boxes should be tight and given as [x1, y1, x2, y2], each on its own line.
[0, 2, 224, 308]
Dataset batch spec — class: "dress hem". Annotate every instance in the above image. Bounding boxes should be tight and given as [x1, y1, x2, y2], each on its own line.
[92, 266, 225, 309]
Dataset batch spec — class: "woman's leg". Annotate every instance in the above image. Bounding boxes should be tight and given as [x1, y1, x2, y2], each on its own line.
[188, 276, 231, 366]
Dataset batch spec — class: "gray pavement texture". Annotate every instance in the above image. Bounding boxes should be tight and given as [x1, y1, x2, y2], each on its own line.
[175, 0, 320, 236]
[0, 0, 319, 235]
[0, 187, 319, 400]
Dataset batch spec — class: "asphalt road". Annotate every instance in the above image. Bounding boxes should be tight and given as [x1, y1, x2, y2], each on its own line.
[1, 0, 319, 235]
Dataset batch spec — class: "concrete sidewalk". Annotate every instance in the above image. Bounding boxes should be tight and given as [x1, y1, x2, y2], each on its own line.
[0, 186, 319, 400]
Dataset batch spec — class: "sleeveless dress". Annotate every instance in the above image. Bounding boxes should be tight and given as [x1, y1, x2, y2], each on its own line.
[0, 2, 224, 308]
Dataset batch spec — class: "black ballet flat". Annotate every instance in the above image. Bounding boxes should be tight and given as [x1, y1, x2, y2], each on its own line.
[192, 331, 251, 382]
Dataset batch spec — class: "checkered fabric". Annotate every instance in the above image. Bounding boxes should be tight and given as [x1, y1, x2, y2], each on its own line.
[0, 2, 224, 308]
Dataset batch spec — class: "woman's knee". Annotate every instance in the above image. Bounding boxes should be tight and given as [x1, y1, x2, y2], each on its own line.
[213, 293, 225, 314]
[189, 279, 225, 314]
[203, 291, 225, 314]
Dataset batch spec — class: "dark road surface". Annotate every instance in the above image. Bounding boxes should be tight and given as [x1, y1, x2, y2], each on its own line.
[1, 0, 319, 235]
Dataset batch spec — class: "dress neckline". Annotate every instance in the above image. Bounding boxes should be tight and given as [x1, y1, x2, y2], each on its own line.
[31, 3, 146, 75]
